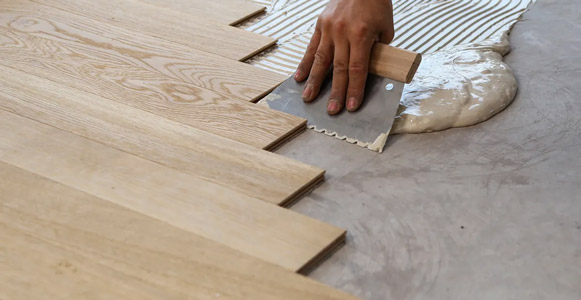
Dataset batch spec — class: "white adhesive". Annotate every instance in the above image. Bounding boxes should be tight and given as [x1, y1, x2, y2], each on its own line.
[308, 125, 391, 153]
[392, 32, 518, 133]
[241, 0, 535, 74]
[242, 0, 535, 152]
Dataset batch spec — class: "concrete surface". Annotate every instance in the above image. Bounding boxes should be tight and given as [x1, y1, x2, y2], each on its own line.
[276, 1, 581, 299]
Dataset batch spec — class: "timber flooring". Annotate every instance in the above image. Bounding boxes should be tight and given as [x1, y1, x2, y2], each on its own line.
[0, 162, 357, 300]
[27, 0, 275, 61]
[0, 0, 355, 298]
[0, 110, 341, 272]
[0, 64, 319, 206]
[139, 0, 267, 25]
[0, 7, 298, 149]
[1, 1, 287, 102]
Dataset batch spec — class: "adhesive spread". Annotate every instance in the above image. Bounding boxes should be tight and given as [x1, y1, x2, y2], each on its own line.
[392, 32, 518, 133]
[241, 0, 535, 151]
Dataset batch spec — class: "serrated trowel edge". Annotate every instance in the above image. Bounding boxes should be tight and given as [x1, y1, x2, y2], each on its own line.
[258, 92, 393, 153]
[308, 124, 390, 153]
[258, 97, 391, 153]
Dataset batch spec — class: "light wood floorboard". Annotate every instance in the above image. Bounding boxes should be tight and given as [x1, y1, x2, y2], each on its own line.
[0, 161, 357, 299]
[0, 110, 343, 272]
[0, 64, 321, 208]
[22, 0, 275, 61]
[0, 9, 297, 149]
[138, 0, 267, 25]
[2, 1, 286, 100]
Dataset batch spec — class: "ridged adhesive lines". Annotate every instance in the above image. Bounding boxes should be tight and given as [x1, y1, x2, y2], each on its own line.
[241, 0, 535, 75]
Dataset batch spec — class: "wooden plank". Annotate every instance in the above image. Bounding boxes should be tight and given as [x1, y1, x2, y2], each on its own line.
[0, 110, 343, 273]
[0, 162, 358, 299]
[0, 63, 318, 208]
[139, 0, 267, 25]
[0, 9, 298, 150]
[22, 0, 275, 61]
[3, 1, 286, 100]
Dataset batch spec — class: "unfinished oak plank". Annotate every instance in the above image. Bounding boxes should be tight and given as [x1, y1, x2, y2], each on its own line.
[2, 1, 286, 101]
[0, 10, 299, 150]
[0, 110, 343, 272]
[0, 162, 358, 299]
[0, 64, 318, 207]
[23, 0, 275, 61]
[139, 0, 266, 25]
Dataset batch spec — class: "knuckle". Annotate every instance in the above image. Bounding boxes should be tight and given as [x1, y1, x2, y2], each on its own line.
[318, 15, 331, 28]
[313, 51, 331, 66]
[297, 62, 307, 72]
[307, 70, 322, 83]
[333, 61, 348, 74]
[306, 42, 317, 54]
[351, 23, 371, 39]
[306, 32, 321, 54]
[333, 19, 347, 32]
[349, 62, 367, 74]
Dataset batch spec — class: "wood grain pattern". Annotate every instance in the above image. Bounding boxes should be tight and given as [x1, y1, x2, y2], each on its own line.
[0, 110, 343, 272]
[0, 0, 351, 290]
[369, 43, 422, 83]
[0, 64, 320, 207]
[2, 1, 286, 101]
[0, 8, 298, 150]
[139, 0, 267, 25]
[0, 162, 357, 299]
[25, 0, 275, 61]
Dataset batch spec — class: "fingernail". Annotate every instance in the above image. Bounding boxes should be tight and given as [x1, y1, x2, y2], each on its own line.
[328, 99, 338, 112]
[294, 70, 301, 80]
[347, 97, 357, 111]
[302, 84, 312, 100]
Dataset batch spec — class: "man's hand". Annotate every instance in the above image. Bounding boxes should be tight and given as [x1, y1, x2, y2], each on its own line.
[294, 0, 394, 115]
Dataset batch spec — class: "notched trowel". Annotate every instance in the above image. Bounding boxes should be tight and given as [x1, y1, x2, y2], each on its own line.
[261, 43, 421, 153]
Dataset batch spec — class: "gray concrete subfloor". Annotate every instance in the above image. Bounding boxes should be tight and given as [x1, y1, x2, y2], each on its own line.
[276, 1, 581, 299]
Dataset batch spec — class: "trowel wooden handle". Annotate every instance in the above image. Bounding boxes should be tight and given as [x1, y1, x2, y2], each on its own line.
[369, 43, 421, 83]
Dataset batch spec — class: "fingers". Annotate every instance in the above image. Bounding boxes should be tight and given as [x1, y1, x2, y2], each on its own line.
[327, 40, 349, 114]
[295, 27, 321, 82]
[346, 35, 374, 112]
[380, 3, 395, 44]
[302, 35, 333, 102]
[379, 29, 395, 44]
[297, 15, 393, 112]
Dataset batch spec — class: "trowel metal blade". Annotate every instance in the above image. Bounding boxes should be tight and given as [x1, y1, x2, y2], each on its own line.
[264, 73, 403, 147]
